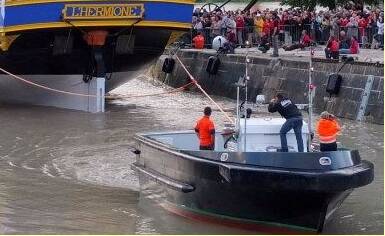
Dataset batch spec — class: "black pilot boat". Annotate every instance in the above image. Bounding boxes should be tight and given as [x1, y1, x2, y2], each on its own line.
[131, 117, 374, 233]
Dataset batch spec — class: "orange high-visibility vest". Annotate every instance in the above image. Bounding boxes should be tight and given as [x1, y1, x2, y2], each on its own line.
[316, 119, 341, 143]
[84, 30, 108, 46]
[194, 115, 215, 146]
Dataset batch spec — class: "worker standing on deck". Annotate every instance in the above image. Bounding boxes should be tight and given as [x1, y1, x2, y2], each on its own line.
[316, 111, 341, 151]
[268, 93, 304, 152]
[195, 107, 216, 150]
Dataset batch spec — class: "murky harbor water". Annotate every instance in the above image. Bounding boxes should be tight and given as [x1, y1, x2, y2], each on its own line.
[0, 77, 382, 234]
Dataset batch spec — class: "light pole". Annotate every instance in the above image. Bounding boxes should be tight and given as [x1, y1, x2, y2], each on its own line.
[243, 40, 251, 152]
[308, 44, 314, 152]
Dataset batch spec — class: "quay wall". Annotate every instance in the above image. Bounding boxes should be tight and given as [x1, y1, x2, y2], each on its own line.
[151, 50, 384, 124]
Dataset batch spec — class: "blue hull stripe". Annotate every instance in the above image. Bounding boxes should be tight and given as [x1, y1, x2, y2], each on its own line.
[4, 2, 193, 26]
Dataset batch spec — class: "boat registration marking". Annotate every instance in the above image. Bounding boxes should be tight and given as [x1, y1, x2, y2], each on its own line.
[62, 4, 144, 20]
[220, 153, 229, 162]
[319, 156, 332, 165]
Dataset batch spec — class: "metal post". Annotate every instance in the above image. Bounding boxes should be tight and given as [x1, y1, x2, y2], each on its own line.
[243, 53, 249, 152]
[236, 85, 241, 150]
[236, 86, 240, 131]
[307, 45, 314, 152]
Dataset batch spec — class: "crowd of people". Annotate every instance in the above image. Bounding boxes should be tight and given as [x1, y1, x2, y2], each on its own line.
[191, 5, 384, 55]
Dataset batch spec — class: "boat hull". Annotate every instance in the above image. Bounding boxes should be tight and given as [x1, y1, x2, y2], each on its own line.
[0, 27, 174, 91]
[132, 133, 374, 233]
[0, 71, 142, 109]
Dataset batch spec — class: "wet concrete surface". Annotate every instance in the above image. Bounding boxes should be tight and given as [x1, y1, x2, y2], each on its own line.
[0, 77, 382, 234]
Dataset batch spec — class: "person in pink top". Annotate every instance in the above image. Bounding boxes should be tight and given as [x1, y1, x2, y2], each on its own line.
[340, 36, 359, 54]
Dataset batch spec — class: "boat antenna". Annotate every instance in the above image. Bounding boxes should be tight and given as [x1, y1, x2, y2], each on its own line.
[308, 44, 315, 152]
[243, 41, 251, 152]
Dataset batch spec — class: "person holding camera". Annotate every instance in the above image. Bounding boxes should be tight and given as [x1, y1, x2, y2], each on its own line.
[268, 93, 304, 152]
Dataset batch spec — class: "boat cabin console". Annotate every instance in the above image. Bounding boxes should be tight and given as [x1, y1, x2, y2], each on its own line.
[147, 117, 309, 152]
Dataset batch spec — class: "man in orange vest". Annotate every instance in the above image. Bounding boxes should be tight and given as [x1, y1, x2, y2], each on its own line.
[192, 32, 205, 49]
[316, 111, 341, 151]
[195, 107, 215, 150]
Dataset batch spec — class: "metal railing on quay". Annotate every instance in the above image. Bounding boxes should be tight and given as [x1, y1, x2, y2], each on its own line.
[189, 24, 384, 49]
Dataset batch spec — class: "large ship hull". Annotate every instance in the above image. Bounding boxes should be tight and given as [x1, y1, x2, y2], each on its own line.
[0, 0, 193, 108]
[0, 27, 174, 92]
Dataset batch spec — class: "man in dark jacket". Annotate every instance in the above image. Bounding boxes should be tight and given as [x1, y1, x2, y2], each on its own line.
[268, 93, 304, 152]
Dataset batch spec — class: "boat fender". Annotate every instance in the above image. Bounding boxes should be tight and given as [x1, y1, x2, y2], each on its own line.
[206, 56, 220, 75]
[162, 57, 175, 73]
[326, 73, 342, 95]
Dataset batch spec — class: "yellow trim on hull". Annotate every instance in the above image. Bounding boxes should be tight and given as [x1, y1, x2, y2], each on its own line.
[5, 0, 195, 7]
[1, 20, 192, 33]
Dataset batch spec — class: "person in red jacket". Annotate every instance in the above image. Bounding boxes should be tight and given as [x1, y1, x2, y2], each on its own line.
[283, 30, 312, 51]
[339, 16, 349, 30]
[340, 36, 359, 54]
[236, 15, 245, 46]
[358, 16, 368, 46]
[325, 36, 339, 59]
[316, 111, 341, 151]
[192, 32, 205, 49]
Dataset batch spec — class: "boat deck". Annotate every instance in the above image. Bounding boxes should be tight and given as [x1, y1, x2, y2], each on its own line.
[146, 130, 302, 153]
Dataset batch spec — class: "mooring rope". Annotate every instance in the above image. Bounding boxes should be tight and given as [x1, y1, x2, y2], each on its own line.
[0, 59, 235, 124]
[0, 67, 194, 99]
[0, 67, 99, 97]
[174, 54, 235, 125]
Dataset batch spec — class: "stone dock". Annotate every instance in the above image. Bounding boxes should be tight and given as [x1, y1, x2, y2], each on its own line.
[151, 48, 384, 124]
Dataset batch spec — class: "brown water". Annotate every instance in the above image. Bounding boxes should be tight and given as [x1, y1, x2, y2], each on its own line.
[0, 77, 382, 234]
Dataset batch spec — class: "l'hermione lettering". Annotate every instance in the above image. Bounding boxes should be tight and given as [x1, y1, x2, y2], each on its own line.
[63, 4, 144, 19]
